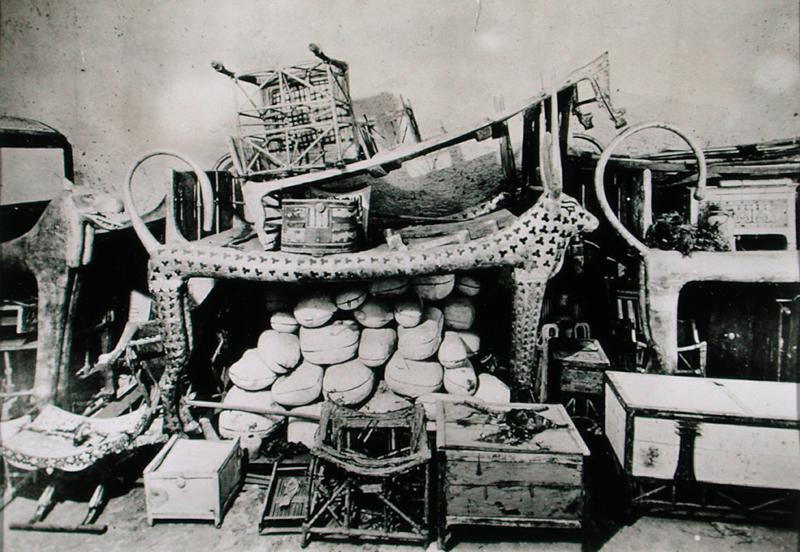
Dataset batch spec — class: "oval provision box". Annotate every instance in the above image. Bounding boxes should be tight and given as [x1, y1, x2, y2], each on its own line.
[443, 296, 476, 330]
[369, 277, 409, 297]
[398, 307, 444, 360]
[294, 293, 337, 328]
[413, 273, 455, 301]
[228, 349, 278, 391]
[272, 361, 324, 407]
[393, 296, 424, 328]
[270, 311, 300, 334]
[384, 351, 444, 398]
[323, 359, 375, 406]
[443, 362, 478, 396]
[300, 320, 360, 365]
[256, 330, 302, 374]
[358, 327, 398, 367]
[456, 274, 481, 296]
[335, 287, 367, 311]
[354, 298, 394, 328]
[218, 386, 285, 440]
[437, 331, 470, 369]
[287, 402, 323, 449]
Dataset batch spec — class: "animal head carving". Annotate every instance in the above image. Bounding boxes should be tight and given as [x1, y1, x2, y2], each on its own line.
[557, 195, 599, 236]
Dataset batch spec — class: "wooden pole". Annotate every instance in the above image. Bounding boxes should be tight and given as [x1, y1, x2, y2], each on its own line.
[186, 399, 321, 422]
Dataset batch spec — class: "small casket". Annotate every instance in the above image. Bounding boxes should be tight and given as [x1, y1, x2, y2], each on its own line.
[256, 330, 301, 374]
[228, 349, 278, 391]
[323, 359, 375, 406]
[413, 273, 455, 301]
[300, 320, 360, 365]
[358, 327, 397, 367]
[294, 293, 337, 328]
[384, 351, 444, 398]
[144, 436, 242, 528]
[398, 307, 443, 360]
[271, 361, 324, 407]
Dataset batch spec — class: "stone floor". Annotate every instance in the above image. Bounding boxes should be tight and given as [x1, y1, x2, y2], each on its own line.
[2, 481, 796, 552]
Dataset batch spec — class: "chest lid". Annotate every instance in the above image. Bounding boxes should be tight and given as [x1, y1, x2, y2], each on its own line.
[436, 401, 589, 456]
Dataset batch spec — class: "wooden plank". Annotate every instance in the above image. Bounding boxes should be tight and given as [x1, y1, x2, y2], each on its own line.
[445, 455, 582, 486]
[389, 209, 516, 240]
[444, 515, 581, 529]
[606, 371, 800, 422]
[604, 383, 627, 468]
[605, 371, 745, 416]
[445, 483, 583, 520]
[438, 401, 589, 455]
[630, 416, 680, 480]
[693, 422, 800, 490]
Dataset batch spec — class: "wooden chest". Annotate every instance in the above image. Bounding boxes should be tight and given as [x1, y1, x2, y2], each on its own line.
[280, 198, 362, 255]
[605, 371, 800, 492]
[436, 401, 590, 546]
[550, 338, 610, 396]
[143, 436, 243, 527]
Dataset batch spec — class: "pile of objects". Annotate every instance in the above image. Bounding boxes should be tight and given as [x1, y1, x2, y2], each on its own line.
[216, 272, 512, 451]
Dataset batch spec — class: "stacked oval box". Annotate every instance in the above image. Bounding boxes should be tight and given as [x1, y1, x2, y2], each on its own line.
[218, 272, 513, 450]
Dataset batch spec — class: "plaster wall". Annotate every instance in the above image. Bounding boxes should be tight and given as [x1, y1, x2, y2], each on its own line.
[1, 0, 797, 194]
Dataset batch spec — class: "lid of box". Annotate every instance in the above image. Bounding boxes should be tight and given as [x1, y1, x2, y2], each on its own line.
[606, 371, 799, 422]
[550, 338, 610, 367]
[436, 401, 589, 456]
[157, 439, 237, 473]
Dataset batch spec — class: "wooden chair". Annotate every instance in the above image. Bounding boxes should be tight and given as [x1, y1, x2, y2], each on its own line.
[676, 319, 707, 377]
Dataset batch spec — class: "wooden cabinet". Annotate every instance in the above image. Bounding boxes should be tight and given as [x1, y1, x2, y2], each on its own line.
[436, 401, 589, 547]
[143, 436, 243, 527]
[604, 371, 800, 519]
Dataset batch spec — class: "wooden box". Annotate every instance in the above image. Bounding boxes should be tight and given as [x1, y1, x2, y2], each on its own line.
[144, 436, 243, 527]
[604, 371, 800, 519]
[280, 198, 362, 255]
[436, 401, 590, 546]
[550, 338, 610, 395]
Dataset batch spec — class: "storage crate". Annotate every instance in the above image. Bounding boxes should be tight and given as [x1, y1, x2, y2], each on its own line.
[143, 436, 243, 527]
[604, 371, 800, 520]
[435, 401, 590, 549]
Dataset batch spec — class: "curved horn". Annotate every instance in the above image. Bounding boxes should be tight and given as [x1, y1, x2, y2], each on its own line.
[593, 122, 707, 256]
[548, 80, 563, 199]
[123, 151, 215, 255]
